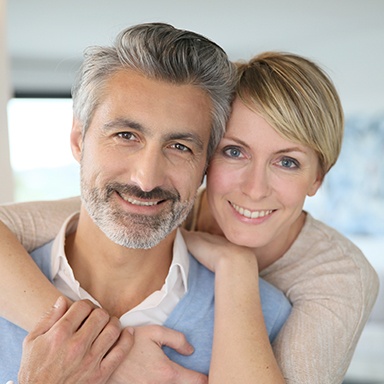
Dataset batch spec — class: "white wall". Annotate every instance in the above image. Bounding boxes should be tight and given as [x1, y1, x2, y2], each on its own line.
[0, 0, 14, 203]
[7, 0, 384, 116]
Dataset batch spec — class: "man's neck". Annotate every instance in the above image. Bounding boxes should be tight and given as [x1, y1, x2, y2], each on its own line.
[64, 208, 175, 318]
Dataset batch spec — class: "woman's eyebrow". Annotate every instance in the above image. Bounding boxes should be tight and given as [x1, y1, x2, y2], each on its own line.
[223, 135, 309, 155]
[222, 135, 249, 147]
[274, 147, 309, 155]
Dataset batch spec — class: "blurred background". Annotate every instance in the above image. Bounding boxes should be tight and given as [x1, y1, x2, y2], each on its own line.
[1, 0, 383, 382]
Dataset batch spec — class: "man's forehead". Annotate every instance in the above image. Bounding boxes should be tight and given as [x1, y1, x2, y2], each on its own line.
[94, 69, 213, 139]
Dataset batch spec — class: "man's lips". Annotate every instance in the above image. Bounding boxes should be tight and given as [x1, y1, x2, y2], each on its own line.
[120, 195, 162, 206]
[107, 182, 179, 207]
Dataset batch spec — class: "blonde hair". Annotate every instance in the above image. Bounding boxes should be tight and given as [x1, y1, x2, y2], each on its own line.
[236, 52, 344, 177]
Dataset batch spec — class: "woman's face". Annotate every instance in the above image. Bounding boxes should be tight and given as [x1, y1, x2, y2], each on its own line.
[206, 98, 322, 251]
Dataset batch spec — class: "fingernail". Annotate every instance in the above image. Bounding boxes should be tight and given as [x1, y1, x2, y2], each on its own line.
[127, 326, 135, 335]
[53, 296, 64, 309]
[186, 343, 195, 354]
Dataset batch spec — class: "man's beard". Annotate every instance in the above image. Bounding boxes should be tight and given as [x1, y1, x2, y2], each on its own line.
[81, 180, 195, 249]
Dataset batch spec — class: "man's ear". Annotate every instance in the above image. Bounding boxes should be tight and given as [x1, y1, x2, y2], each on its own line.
[70, 119, 83, 163]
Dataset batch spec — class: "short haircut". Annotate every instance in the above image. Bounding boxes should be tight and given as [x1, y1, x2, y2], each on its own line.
[72, 22, 237, 160]
[237, 52, 344, 176]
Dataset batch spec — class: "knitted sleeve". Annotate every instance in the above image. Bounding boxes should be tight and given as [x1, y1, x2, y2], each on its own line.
[0, 197, 81, 252]
[261, 215, 379, 384]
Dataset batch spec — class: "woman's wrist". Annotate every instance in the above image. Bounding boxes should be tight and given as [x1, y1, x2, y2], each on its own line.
[215, 245, 259, 276]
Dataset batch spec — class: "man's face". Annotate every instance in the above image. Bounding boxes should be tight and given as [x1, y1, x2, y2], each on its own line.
[71, 69, 212, 249]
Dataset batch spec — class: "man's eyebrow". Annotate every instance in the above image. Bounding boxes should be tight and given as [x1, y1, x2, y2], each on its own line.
[103, 118, 145, 132]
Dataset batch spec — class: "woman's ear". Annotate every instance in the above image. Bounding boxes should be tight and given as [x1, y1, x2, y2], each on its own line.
[70, 119, 83, 163]
[307, 172, 324, 197]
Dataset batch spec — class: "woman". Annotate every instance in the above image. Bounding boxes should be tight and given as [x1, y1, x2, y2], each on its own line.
[0, 52, 379, 383]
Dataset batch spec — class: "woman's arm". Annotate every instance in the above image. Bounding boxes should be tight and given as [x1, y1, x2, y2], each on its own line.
[193, 193, 378, 383]
[261, 221, 380, 384]
[0, 197, 80, 330]
[182, 230, 285, 384]
[0, 197, 81, 252]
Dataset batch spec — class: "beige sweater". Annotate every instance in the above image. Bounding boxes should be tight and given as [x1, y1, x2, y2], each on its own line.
[0, 197, 379, 384]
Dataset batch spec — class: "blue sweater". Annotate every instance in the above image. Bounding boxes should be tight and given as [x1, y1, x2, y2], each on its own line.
[0, 241, 291, 381]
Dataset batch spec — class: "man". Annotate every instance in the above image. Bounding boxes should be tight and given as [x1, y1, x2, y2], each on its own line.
[1, 23, 291, 383]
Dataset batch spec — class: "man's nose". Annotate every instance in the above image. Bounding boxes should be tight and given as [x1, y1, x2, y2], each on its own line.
[130, 147, 167, 192]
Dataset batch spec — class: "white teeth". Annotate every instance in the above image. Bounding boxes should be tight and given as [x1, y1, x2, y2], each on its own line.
[231, 202, 272, 219]
[125, 197, 158, 206]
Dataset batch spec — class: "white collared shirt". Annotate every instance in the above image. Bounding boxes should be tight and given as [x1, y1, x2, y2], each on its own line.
[51, 213, 190, 327]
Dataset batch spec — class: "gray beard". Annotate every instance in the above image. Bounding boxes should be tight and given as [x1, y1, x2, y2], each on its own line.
[81, 181, 195, 249]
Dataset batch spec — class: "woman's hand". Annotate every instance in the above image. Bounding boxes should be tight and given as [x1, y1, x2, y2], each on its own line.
[182, 229, 284, 383]
[181, 228, 258, 274]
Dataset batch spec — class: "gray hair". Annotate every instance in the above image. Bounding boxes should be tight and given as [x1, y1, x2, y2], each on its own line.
[72, 22, 236, 160]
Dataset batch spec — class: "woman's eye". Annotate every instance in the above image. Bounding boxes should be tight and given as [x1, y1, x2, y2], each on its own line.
[279, 157, 299, 169]
[223, 146, 243, 158]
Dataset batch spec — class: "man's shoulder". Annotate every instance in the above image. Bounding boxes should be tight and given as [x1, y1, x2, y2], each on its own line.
[187, 253, 291, 342]
[30, 240, 54, 281]
[258, 278, 291, 341]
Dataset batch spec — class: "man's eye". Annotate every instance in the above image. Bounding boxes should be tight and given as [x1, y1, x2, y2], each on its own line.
[223, 146, 243, 158]
[117, 132, 136, 140]
[172, 143, 191, 152]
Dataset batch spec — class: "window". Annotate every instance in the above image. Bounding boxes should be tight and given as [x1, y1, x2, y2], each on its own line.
[7, 98, 80, 202]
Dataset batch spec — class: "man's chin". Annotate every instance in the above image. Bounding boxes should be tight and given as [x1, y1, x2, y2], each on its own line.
[103, 227, 170, 250]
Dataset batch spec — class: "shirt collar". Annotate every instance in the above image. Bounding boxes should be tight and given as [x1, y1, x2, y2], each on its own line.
[169, 228, 190, 292]
[51, 214, 189, 289]
[50, 213, 189, 309]
[51, 212, 79, 279]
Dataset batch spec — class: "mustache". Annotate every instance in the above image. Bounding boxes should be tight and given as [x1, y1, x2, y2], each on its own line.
[106, 182, 180, 202]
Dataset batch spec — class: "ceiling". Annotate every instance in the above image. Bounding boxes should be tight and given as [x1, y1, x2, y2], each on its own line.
[6, 0, 384, 115]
